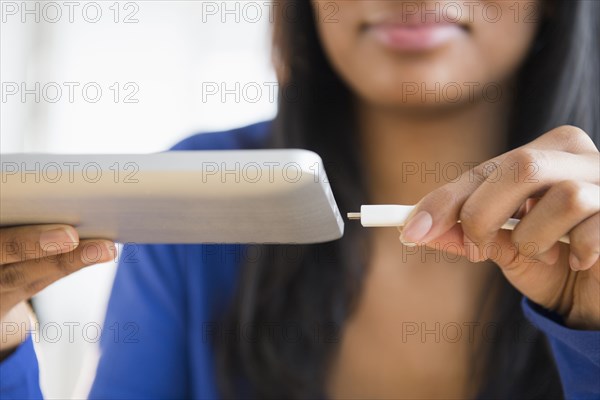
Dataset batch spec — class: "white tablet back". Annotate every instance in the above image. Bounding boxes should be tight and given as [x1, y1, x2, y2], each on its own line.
[0, 150, 344, 244]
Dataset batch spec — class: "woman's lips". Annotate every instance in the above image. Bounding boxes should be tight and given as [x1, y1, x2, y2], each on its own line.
[367, 22, 467, 52]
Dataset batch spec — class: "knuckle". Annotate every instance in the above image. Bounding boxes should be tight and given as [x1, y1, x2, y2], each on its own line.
[0, 264, 26, 289]
[511, 147, 539, 166]
[557, 125, 587, 141]
[552, 125, 595, 151]
[553, 180, 589, 215]
[459, 201, 488, 242]
[505, 148, 546, 182]
[554, 124, 582, 137]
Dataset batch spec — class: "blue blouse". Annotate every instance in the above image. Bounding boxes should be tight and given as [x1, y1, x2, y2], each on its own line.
[1, 121, 599, 399]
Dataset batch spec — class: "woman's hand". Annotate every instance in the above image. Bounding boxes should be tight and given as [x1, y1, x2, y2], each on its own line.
[399, 126, 600, 330]
[0, 225, 115, 352]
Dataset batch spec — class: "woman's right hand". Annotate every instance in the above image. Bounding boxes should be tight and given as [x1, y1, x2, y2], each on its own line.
[0, 225, 115, 353]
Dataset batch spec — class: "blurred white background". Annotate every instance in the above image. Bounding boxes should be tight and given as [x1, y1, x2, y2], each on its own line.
[1, 1, 276, 398]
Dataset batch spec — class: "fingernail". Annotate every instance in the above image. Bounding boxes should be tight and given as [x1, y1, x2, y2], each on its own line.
[40, 228, 78, 251]
[99, 241, 116, 262]
[463, 234, 483, 262]
[399, 236, 418, 247]
[80, 241, 116, 264]
[400, 211, 433, 243]
[569, 253, 581, 271]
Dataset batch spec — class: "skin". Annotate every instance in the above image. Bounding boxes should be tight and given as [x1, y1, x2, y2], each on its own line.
[311, 0, 600, 398]
[0, 226, 114, 354]
[0, 1, 598, 398]
[313, 0, 540, 110]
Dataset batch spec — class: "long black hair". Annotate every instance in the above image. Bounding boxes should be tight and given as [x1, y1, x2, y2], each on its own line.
[217, 1, 600, 398]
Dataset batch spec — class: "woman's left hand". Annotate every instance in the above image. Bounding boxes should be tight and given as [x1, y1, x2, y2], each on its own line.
[399, 125, 600, 330]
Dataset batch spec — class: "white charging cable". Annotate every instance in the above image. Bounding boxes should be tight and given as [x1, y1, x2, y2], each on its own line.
[348, 205, 570, 244]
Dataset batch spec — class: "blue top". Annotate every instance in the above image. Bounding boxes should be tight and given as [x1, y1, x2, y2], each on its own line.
[1, 121, 599, 399]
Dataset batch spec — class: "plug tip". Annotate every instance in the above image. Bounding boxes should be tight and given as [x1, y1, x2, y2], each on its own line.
[347, 212, 361, 220]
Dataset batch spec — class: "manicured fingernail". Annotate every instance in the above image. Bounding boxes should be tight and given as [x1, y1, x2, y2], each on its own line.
[399, 235, 418, 247]
[80, 241, 116, 264]
[40, 228, 78, 251]
[569, 253, 581, 271]
[400, 211, 432, 243]
[101, 241, 116, 262]
[463, 234, 483, 262]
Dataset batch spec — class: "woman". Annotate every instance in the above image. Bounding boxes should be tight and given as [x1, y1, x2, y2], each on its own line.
[1, 1, 598, 399]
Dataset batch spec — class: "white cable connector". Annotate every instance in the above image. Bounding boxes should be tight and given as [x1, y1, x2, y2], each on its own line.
[347, 205, 570, 244]
[348, 205, 415, 227]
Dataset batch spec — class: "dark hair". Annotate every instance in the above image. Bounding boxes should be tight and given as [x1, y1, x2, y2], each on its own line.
[217, 1, 600, 398]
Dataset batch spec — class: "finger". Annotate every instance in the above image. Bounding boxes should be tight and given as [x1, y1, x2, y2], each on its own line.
[511, 181, 600, 259]
[2, 277, 57, 313]
[527, 125, 599, 154]
[488, 230, 572, 311]
[459, 151, 598, 247]
[459, 126, 598, 246]
[401, 149, 596, 245]
[569, 213, 600, 271]
[399, 153, 506, 244]
[0, 225, 80, 265]
[423, 224, 471, 260]
[512, 201, 528, 220]
[401, 124, 599, 245]
[511, 198, 540, 220]
[533, 243, 561, 266]
[0, 239, 115, 292]
[419, 221, 550, 267]
[424, 223, 562, 265]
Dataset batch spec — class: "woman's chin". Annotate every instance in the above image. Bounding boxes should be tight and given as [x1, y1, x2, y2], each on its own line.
[353, 80, 488, 112]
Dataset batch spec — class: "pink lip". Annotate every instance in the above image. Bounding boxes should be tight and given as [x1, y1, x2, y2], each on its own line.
[367, 22, 466, 52]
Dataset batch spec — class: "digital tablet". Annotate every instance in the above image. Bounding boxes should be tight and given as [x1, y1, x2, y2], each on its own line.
[0, 150, 344, 244]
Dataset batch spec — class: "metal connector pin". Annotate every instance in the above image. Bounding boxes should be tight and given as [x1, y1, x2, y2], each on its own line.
[347, 212, 361, 220]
